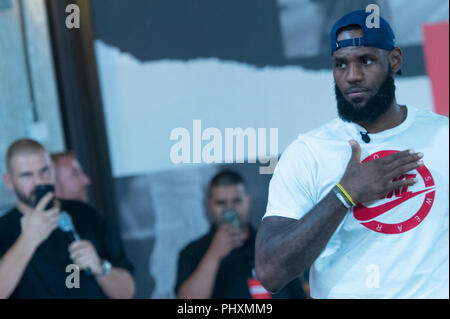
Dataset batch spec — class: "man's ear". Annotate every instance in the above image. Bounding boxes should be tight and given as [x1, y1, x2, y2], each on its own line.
[245, 193, 253, 206]
[3, 173, 14, 191]
[389, 47, 402, 74]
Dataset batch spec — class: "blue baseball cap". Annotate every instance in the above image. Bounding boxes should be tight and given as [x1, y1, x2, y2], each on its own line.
[330, 10, 401, 74]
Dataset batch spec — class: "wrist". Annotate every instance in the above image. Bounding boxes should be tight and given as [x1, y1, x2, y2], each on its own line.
[18, 232, 40, 253]
[333, 183, 357, 208]
[336, 181, 358, 205]
[94, 259, 111, 277]
[204, 247, 223, 264]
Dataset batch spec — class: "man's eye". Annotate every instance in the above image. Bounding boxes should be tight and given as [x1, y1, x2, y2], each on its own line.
[336, 63, 346, 69]
[71, 171, 80, 177]
[362, 58, 373, 65]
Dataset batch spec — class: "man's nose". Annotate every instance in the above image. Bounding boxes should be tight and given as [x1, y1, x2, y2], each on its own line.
[224, 202, 235, 211]
[81, 173, 91, 185]
[346, 63, 364, 83]
[34, 175, 47, 186]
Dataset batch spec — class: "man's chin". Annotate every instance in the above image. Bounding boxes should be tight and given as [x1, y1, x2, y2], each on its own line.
[345, 96, 368, 109]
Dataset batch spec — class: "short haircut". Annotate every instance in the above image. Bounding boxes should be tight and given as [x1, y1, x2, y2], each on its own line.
[51, 151, 76, 166]
[207, 170, 248, 198]
[5, 138, 46, 173]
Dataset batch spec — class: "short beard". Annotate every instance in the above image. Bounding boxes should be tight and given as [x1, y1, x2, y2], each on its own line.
[14, 185, 36, 208]
[335, 67, 396, 123]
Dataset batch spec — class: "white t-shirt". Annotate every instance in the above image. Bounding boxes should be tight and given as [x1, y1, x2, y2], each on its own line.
[264, 105, 449, 298]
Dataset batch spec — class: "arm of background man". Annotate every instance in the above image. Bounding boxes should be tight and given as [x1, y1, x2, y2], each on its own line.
[0, 234, 38, 298]
[177, 225, 246, 299]
[68, 236, 136, 299]
[255, 140, 423, 293]
[95, 267, 135, 299]
[0, 194, 59, 298]
[176, 249, 221, 299]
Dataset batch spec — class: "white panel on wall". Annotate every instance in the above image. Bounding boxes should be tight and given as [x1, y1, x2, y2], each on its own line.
[95, 40, 433, 178]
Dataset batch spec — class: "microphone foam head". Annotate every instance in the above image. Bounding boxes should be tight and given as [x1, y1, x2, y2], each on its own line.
[58, 211, 74, 232]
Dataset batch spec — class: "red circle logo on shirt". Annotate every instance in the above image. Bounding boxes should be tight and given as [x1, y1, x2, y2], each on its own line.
[353, 150, 435, 234]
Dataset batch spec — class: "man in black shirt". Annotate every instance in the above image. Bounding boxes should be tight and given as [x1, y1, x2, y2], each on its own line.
[0, 139, 135, 298]
[175, 170, 305, 299]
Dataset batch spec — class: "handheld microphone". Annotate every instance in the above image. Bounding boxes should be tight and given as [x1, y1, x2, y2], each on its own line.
[58, 212, 92, 276]
[360, 131, 371, 143]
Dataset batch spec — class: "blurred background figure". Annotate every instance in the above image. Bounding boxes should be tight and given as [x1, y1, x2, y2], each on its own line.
[175, 170, 306, 299]
[51, 151, 91, 203]
[0, 139, 135, 299]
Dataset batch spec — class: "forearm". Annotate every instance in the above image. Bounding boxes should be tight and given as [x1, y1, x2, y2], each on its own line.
[95, 267, 135, 299]
[255, 191, 348, 292]
[0, 235, 37, 299]
[177, 251, 221, 299]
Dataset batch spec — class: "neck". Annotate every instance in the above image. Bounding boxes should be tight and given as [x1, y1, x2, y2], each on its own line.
[17, 201, 34, 216]
[356, 100, 406, 133]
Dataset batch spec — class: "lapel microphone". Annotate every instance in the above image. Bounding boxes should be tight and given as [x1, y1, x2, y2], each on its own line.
[360, 131, 371, 143]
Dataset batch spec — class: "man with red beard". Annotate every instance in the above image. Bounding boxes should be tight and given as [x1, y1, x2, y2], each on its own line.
[255, 10, 448, 298]
[51, 151, 91, 203]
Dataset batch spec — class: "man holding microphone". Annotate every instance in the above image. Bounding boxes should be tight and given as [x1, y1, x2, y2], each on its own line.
[0, 138, 135, 298]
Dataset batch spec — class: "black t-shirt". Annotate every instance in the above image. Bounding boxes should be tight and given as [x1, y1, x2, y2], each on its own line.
[0, 200, 134, 299]
[175, 226, 306, 299]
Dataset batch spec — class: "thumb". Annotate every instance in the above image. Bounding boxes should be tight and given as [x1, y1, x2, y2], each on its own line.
[348, 139, 361, 163]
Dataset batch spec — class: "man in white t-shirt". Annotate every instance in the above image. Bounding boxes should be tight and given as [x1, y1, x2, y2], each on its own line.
[255, 10, 449, 298]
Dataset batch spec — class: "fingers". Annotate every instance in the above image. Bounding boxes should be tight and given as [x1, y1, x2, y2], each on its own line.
[229, 229, 246, 246]
[35, 192, 54, 212]
[348, 140, 361, 164]
[69, 248, 91, 263]
[218, 224, 245, 247]
[37, 207, 59, 231]
[390, 177, 418, 192]
[47, 212, 59, 231]
[383, 150, 423, 167]
[69, 240, 92, 255]
[386, 161, 423, 181]
[383, 150, 423, 180]
[68, 241, 98, 269]
[70, 254, 95, 271]
[39, 207, 59, 227]
[219, 224, 242, 237]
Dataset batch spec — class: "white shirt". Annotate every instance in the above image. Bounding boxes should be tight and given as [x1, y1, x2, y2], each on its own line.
[264, 105, 449, 298]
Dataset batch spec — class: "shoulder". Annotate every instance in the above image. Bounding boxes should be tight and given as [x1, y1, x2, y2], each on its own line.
[0, 208, 21, 251]
[179, 231, 212, 259]
[59, 200, 104, 228]
[411, 107, 449, 139]
[283, 118, 345, 156]
[60, 199, 100, 217]
[276, 119, 341, 173]
[413, 106, 448, 120]
[416, 108, 448, 129]
[0, 208, 20, 230]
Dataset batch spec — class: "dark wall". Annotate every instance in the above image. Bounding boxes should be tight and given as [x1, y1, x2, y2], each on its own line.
[90, 0, 285, 66]
[89, 0, 426, 75]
